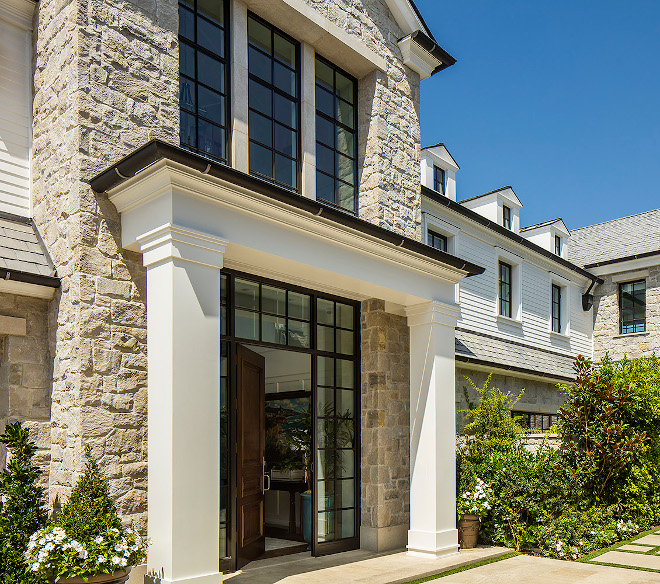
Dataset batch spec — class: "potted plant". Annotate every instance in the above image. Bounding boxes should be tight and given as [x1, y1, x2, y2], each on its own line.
[24, 447, 147, 583]
[457, 477, 492, 549]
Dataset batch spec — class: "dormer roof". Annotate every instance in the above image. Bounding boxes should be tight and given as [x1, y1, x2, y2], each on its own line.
[459, 186, 522, 209]
[421, 143, 459, 171]
[521, 218, 569, 236]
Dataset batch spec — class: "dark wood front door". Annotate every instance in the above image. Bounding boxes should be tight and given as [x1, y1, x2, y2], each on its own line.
[236, 345, 266, 568]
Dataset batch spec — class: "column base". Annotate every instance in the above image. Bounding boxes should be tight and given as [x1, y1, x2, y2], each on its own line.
[361, 524, 408, 552]
[406, 528, 459, 559]
[145, 572, 223, 584]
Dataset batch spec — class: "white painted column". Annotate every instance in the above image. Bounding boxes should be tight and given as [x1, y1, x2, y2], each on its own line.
[139, 224, 227, 584]
[231, 0, 249, 173]
[405, 301, 459, 559]
[300, 42, 316, 200]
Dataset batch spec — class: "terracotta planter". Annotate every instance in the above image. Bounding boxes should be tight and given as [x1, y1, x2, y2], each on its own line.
[458, 514, 480, 549]
[54, 568, 131, 584]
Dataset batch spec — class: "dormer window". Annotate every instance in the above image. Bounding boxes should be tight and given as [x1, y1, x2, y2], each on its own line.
[555, 235, 561, 256]
[427, 230, 447, 252]
[433, 166, 445, 195]
[502, 205, 511, 230]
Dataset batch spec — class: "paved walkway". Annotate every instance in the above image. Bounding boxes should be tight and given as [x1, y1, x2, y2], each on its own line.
[224, 546, 511, 584]
[583, 528, 660, 573]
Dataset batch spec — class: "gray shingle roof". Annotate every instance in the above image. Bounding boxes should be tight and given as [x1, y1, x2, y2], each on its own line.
[569, 208, 660, 267]
[0, 214, 56, 278]
[455, 328, 576, 380]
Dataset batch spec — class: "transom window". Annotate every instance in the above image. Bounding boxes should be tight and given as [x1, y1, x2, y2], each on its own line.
[555, 235, 562, 255]
[433, 166, 445, 195]
[315, 56, 357, 214]
[499, 261, 512, 318]
[427, 230, 447, 252]
[179, 0, 230, 162]
[619, 279, 646, 334]
[247, 14, 300, 191]
[512, 411, 558, 433]
[551, 284, 561, 333]
[502, 205, 511, 230]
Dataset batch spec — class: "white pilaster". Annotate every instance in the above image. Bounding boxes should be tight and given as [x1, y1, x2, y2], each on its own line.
[405, 301, 460, 559]
[301, 42, 316, 200]
[231, 0, 249, 173]
[140, 224, 227, 584]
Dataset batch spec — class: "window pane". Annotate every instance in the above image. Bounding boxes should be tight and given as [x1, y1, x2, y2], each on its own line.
[274, 153, 296, 188]
[317, 356, 334, 386]
[198, 86, 224, 124]
[274, 123, 296, 158]
[235, 309, 259, 340]
[337, 449, 354, 477]
[317, 298, 334, 325]
[336, 359, 354, 389]
[316, 86, 334, 118]
[316, 144, 334, 176]
[235, 279, 259, 309]
[197, 52, 224, 92]
[180, 77, 196, 112]
[179, 5, 195, 40]
[274, 34, 295, 67]
[288, 292, 310, 320]
[337, 182, 354, 212]
[317, 387, 334, 418]
[316, 116, 334, 147]
[198, 121, 224, 159]
[249, 110, 272, 147]
[274, 93, 297, 128]
[180, 111, 196, 147]
[335, 72, 353, 103]
[317, 480, 335, 511]
[316, 59, 334, 90]
[336, 126, 354, 158]
[248, 46, 271, 83]
[337, 100, 354, 128]
[197, 17, 224, 55]
[336, 303, 354, 329]
[318, 325, 335, 352]
[249, 141, 273, 178]
[287, 320, 310, 348]
[337, 389, 354, 419]
[248, 17, 271, 52]
[198, 0, 224, 24]
[249, 80, 272, 117]
[338, 479, 354, 508]
[316, 172, 334, 203]
[336, 329, 353, 355]
[336, 153, 354, 185]
[262, 314, 286, 344]
[316, 451, 335, 482]
[180, 43, 195, 77]
[262, 285, 286, 315]
[274, 61, 296, 96]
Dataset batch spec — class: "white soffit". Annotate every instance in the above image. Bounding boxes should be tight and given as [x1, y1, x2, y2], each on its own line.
[0, 0, 36, 29]
[0, 279, 55, 300]
[383, 0, 428, 37]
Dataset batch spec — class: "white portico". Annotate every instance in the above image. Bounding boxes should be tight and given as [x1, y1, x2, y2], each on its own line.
[92, 141, 483, 583]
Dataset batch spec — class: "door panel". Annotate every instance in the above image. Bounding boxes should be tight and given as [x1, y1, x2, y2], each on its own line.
[236, 345, 266, 568]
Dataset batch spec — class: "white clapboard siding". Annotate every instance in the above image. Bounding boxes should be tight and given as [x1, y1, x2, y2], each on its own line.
[0, 16, 31, 217]
[424, 198, 594, 360]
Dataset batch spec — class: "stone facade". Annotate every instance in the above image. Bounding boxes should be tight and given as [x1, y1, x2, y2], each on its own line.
[31, 0, 179, 532]
[300, 0, 422, 241]
[360, 299, 410, 550]
[455, 367, 566, 432]
[592, 266, 660, 360]
[0, 293, 52, 476]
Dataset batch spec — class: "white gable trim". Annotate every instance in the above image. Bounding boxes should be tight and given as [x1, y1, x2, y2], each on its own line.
[383, 0, 428, 37]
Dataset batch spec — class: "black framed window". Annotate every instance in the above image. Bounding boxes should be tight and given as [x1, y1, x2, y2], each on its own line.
[619, 279, 646, 334]
[433, 166, 445, 195]
[315, 56, 357, 214]
[499, 261, 512, 318]
[551, 284, 561, 333]
[512, 411, 558, 432]
[247, 14, 300, 191]
[179, 0, 230, 162]
[502, 205, 511, 230]
[427, 230, 447, 252]
[555, 235, 562, 255]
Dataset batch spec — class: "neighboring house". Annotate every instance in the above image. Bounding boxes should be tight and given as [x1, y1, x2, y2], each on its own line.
[1, 0, 492, 582]
[570, 209, 660, 361]
[420, 145, 600, 432]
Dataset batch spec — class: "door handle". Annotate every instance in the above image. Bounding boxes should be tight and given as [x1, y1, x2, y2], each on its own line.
[263, 473, 271, 493]
[262, 458, 270, 493]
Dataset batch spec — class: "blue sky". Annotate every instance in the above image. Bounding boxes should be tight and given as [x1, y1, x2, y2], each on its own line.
[417, 0, 660, 230]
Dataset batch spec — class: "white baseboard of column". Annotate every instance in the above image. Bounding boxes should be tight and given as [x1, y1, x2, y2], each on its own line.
[360, 524, 408, 552]
[406, 528, 459, 559]
[145, 572, 223, 584]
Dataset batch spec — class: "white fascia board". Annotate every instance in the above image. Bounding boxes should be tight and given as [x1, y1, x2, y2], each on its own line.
[383, 0, 427, 36]
[108, 161, 469, 309]
[499, 188, 523, 209]
[588, 255, 660, 278]
[398, 35, 442, 80]
[0, 0, 36, 30]
[421, 146, 459, 172]
[0, 278, 56, 299]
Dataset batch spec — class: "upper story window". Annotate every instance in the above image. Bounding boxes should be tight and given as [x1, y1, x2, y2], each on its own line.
[498, 261, 512, 318]
[551, 284, 561, 333]
[619, 279, 646, 334]
[433, 166, 445, 195]
[555, 235, 562, 256]
[179, 0, 230, 163]
[247, 14, 300, 191]
[427, 230, 447, 252]
[315, 56, 357, 213]
[502, 205, 511, 230]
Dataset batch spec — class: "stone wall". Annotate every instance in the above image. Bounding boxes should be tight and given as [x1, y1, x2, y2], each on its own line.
[455, 367, 565, 432]
[31, 0, 179, 532]
[592, 266, 660, 360]
[0, 293, 52, 476]
[360, 299, 410, 551]
[302, 0, 422, 241]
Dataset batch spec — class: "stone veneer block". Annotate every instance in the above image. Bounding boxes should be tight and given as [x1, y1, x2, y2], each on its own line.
[595, 550, 660, 570]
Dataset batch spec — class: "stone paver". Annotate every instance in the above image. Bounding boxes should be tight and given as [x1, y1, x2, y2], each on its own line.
[635, 536, 660, 547]
[620, 544, 655, 552]
[224, 547, 511, 584]
[594, 550, 660, 571]
[443, 554, 660, 583]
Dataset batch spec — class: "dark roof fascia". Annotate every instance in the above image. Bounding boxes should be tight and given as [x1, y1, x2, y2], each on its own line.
[584, 248, 660, 269]
[0, 268, 60, 288]
[459, 185, 513, 204]
[456, 354, 575, 383]
[407, 30, 456, 74]
[90, 140, 485, 277]
[407, 0, 436, 42]
[422, 186, 602, 283]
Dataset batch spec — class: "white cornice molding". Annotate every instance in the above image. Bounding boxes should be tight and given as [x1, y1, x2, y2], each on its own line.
[0, 279, 56, 299]
[137, 223, 227, 269]
[398, 35, 442, 80]
[405, 300, 460, 328]
[383, 0, 427, 36]
[0, 0, 36, 30]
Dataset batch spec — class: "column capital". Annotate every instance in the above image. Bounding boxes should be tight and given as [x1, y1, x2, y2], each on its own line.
[137, 224, 227, 269]
[405, 300, 459, 328]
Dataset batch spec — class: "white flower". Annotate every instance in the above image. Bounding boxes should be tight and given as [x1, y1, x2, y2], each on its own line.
[97, 555, 106, 564]
[111, 555, 121, 565]
[79, 549, 88, 559]
[95, 536, 104, 544]
[31, 563, 40, 572]
[120, 558, 128, 567]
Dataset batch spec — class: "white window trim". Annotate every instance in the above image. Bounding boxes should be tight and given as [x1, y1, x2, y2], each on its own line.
[549, 278, 570, 338]
[422, 212, 459, 256]
[496, 249, 522, 323]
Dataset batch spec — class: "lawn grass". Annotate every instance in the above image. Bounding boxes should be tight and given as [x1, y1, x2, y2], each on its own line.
[401, 551, 519, 584]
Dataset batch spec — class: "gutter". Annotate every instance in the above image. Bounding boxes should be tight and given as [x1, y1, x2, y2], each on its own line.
[0, 268, 60, 288]
[408, 30, 456, 74]
[583, 248, 660, 269]
[90, 140, 486, 277]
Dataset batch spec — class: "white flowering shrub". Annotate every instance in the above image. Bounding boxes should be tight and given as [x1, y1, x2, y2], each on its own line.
[456, 477, 493, 519]
[24, 525, 146, 580]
